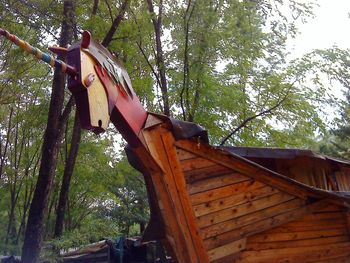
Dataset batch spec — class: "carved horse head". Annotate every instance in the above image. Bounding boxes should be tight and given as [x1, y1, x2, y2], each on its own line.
[66, 31, 147, 146]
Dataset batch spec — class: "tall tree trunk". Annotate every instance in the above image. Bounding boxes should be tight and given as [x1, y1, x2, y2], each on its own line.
[54, 111, 81, 238]
[21, 1, 76, 262]
[147, 0, 170, 116]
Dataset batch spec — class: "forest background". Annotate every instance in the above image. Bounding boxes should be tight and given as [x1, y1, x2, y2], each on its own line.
[0, 0, 350, 261]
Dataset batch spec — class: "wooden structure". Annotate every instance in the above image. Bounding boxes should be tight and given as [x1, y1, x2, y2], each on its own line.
[126, 121, 350, 263]
[2, 29, 350, 262]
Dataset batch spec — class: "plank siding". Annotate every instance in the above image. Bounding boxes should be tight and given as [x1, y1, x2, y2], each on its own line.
[135, 131, 350, 262]
[242, 209, 349, 262]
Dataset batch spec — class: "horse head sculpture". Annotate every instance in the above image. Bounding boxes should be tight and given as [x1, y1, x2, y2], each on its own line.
[0, 29, 148, 146]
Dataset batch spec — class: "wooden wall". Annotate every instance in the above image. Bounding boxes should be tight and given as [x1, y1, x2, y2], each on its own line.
[240, 205, 350, 262]
[138, 123, 350, 263]
[249, 157, 350, 192]
[175, 145, 350, 262]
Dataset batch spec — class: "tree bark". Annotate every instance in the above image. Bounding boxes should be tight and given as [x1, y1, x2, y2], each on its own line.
[101, 0, 129, 47]
[21, 1, 76, 262]
[54, 111, 81, 238]
[147, 0, 170, 116]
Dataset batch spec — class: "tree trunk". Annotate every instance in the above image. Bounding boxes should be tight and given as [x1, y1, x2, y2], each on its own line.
[54, 111, 81, 238]
[21, 1, 76, 262]
[147, 0, 170, 116]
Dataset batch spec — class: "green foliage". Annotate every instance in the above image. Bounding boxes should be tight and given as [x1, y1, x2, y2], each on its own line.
[1, 0, 350, 257]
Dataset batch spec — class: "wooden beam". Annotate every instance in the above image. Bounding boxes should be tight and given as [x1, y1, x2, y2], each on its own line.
[208, 238, 246, 261]
[161, 129, 210, 262]
[188, 172, 249, 195]
[132, 146, 190, 262]
[142, 126, 209, 263]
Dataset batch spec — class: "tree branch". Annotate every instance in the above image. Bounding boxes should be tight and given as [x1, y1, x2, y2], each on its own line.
[220, 88, 291, 146]
[102, 0, 129, 47]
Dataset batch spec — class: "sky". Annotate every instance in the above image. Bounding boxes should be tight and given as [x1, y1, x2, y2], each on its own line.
[289, 0, 350, 58]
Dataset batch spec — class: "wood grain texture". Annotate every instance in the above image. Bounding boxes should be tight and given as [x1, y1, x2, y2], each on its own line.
[201, 198, 304, 240]
[142, 126, 209, 263]
[203, 199, 329, 250]
[187, 172, 249, 195]
[193, 185, 277, 217]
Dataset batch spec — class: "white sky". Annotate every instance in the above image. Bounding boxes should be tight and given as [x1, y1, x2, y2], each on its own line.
[289, 0, 350, 58]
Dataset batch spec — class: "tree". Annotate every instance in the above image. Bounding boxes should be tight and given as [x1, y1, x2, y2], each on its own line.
[21, 1, 76, 261]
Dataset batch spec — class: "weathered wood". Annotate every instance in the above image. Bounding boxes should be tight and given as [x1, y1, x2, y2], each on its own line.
[144, 114, 164, 129]
[279, 218, 347, 228]
[160, 130, 210, 262]
[143, 126, 209, 262]
[180, 157, 216, 172]
[312, 255, 350, 263]
[201, 198, 305, 240]
[203, 199, 329, 249]
[188, 172, 250, 195]
[190, 180, 263, 206]
[249, 228, 349, 242]
[210, 252, 241, 263]
[300, 211, 345, 221]
[184, 164, 234, 183]
[176, 148, 197, 160]
[198, 192, 294, 228]
[194, 186, 277, 217]
[262, 221, 347, 233]
[175, 140, 316, 199]
[208, 238, 246, 261]
[246, 235, 350, 250]
[236, 242, 350, 263]
[132, 146, 189, 262]
[345, 210, 350, 235]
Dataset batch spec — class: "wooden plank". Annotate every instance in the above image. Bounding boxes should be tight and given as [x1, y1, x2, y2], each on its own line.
[203, 199, 329, 249]
[198, 192, 294, 228]
[188, 172, 249, 195]
[201, 198, 304, 240]
[194, 186, 277, 217]
[280, 218, 347, 228]
[176, 147, 197, 160]
[318, 204, 343, 212]
[345, 210, 350, 235]
[262, 221, 347, 233]
[208, 238, 246, 261]
[249, 228, 349, 242]
[311, 255, 350, 263]
[161, 130, 210, 262]
[246, 235, 350, 250]
[300, 211, 345, 221]
[236, 242, 350, 263]
[143, 128, 203, 263]
[132, 146, 190, 263]
[190, 180, 263, 206]
[184, 164, 234, 183]
[175, 140, 315, 199]
[211, 253, 241, 263]
[180, 157, 216, 172]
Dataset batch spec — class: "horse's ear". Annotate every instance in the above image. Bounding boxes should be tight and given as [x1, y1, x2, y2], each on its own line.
[81, 31, 91, 49]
